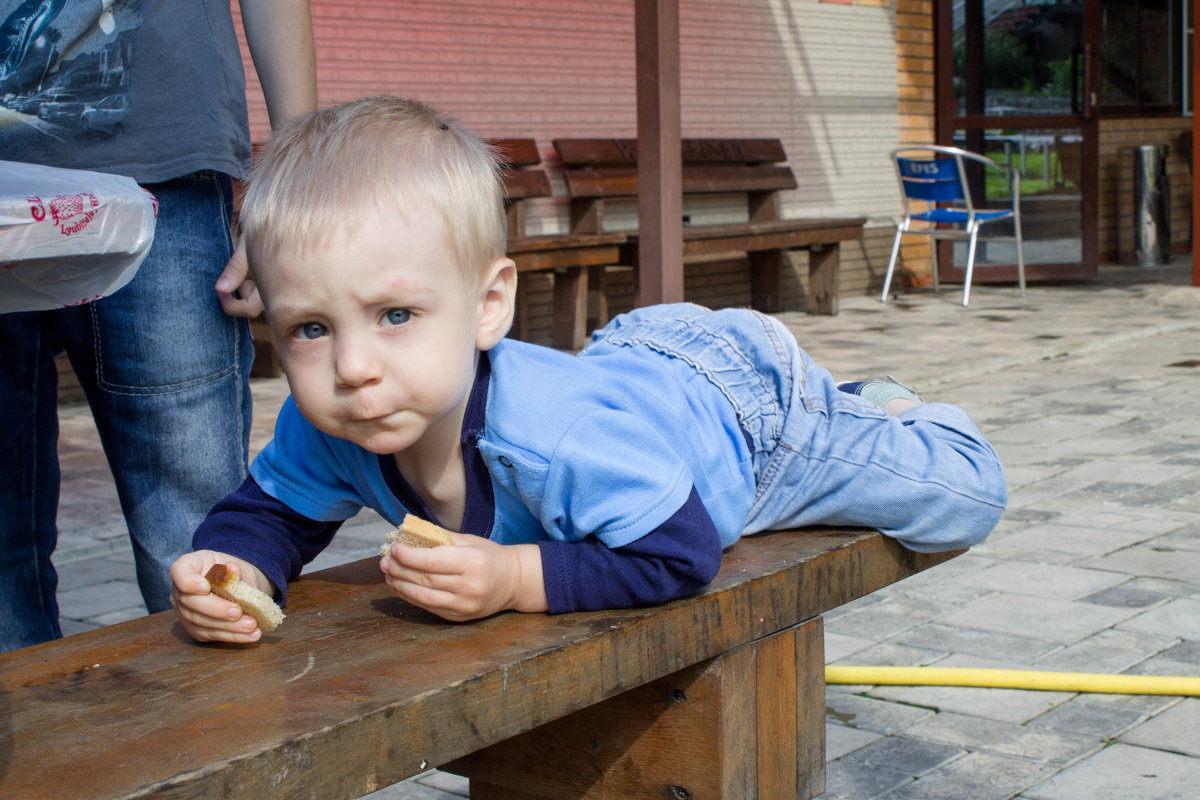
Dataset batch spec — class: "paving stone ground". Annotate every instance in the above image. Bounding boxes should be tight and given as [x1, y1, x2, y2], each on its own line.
[48, 259, 1200, 798]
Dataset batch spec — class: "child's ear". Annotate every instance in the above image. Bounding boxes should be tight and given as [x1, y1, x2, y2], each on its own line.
[476, 257, 517, 350]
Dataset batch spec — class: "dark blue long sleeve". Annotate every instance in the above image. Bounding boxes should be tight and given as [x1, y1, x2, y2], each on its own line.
[192, 475, 342, 604]
[195, 476, 723, 613]
[538, 487, 724, 613]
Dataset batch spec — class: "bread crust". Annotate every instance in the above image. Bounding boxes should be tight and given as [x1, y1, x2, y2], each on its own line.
[205, 563, 286, 632]
[379, 513, 455, 556]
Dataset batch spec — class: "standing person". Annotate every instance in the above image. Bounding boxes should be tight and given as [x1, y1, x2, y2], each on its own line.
[0, 0, 317, 652]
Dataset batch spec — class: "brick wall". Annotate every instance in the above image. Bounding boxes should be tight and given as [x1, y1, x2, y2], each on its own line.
[234, 0, 903, 221]
[228, 0, 905, 344]
[1098, 117, 1193, 263]
[887, 0, 935, 284]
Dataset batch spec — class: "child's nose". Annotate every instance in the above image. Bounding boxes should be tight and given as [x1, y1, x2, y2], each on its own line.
[334, 337, 382, 387]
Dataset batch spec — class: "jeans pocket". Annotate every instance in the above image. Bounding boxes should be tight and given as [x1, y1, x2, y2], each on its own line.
[81, 172, 243, 394]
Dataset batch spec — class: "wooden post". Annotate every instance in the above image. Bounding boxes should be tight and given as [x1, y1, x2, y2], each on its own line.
[635, 0, 684, 305]
[1194, 0, 1199, 285]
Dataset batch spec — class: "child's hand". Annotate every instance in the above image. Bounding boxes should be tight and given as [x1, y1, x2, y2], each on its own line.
[380, 534, 547, 621]
[214, 235, 264, 318]
[169, 550, 273, 643]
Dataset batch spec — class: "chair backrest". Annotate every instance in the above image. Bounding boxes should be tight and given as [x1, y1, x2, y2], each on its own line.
[895, 155, 965, 203]
[890, 145, 1007, 219]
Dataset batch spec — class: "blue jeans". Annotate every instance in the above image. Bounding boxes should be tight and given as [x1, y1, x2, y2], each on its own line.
[591, 303, 1008, 553]
[0, 172, 254, 652]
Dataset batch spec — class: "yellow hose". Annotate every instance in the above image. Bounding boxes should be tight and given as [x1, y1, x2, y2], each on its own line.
[826, 665, 1200, 696]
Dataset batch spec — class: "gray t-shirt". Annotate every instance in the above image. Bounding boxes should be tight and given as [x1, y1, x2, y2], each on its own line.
[0, 0, 251, 183]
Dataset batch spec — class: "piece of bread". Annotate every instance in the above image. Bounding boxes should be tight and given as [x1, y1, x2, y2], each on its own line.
[379, 513, 455, 556]
[205, 563, 285, 632]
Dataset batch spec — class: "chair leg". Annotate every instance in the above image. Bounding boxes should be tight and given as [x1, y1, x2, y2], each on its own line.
[881, 227, 905, 303]
[962, 225, 980, 307]
[1014, 218, 1026, 298]
[930, 237, 940, 295]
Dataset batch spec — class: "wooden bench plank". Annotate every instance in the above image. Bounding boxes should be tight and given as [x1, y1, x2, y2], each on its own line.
[563, 164, 798, 198]
[500, 169, 552, 201]
[507, 232, 626, 265]
[674, 218, 866, 252]
[0, 530, 957, 800]
[556, 138, 788, 165]
[614, 217, 864, 316]
[494, 136, 553, 203]
[491, 138, 542, 168]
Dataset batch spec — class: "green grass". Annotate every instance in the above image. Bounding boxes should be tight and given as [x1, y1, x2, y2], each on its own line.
[981, 148, 1075, 199]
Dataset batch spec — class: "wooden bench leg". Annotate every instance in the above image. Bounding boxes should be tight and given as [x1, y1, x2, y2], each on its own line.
[249, 315, 283, 378]
[586, 266, 610, 334]
[807, 244, 840, 315]
[749, 249, 786, 312]
[444, 617, 826, 800]
[552, 266, 588, 350]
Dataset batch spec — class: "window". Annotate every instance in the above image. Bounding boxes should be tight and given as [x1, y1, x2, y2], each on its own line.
[1185, 0, 1194, 114]
[1099, 0, 1184, 112]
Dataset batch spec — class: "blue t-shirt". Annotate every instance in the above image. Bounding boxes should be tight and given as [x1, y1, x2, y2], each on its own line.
[200, 337, 741, 612]
[250, 337, 753, 550]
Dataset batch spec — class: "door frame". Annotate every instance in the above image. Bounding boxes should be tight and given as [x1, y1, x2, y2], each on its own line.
[934, 0, 1099, 284]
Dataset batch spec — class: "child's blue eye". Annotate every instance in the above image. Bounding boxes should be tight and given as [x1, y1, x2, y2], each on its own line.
[384, 309, 411, 326]
[297, 322, 327, 340]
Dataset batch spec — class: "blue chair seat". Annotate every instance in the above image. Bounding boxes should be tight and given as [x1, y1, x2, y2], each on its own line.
[912, 208, 1013, 225]
[882, 145, 1026, 306]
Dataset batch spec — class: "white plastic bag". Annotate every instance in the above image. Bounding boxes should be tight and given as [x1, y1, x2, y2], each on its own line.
[0, 160, 157, 313]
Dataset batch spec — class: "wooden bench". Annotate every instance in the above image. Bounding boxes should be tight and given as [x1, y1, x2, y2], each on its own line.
[0, 529, 957, 800]
[493, 139, 627, 351]
[555, 137, 866, 325]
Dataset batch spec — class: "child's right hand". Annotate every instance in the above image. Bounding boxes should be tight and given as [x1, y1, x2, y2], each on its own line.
[169, 550, 272, 644]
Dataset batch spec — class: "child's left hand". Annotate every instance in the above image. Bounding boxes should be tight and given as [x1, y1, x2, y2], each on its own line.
[380, 534, 547, 621]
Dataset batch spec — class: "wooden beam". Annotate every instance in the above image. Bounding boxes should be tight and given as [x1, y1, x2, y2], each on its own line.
[635, 0, 683, 305]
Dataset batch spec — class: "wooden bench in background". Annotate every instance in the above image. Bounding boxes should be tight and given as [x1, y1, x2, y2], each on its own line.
[497, 139, 627, 351]
[0, 529, 958, 800]
[555, 137, 866, 333]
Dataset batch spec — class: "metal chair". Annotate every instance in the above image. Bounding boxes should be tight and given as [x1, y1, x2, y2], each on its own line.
[882, 145, 1026, 307]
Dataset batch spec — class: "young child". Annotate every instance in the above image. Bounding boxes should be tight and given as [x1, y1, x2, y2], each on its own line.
[170, 96, 1007, 643]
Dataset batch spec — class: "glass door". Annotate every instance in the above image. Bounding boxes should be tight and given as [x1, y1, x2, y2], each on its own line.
[937, 0, 1099, 284]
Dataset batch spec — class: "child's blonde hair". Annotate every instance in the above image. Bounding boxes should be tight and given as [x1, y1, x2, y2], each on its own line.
[240, 95, 507, 281]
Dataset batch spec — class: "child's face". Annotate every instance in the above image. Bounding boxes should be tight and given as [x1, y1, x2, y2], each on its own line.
[256, 203, 506, 456]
